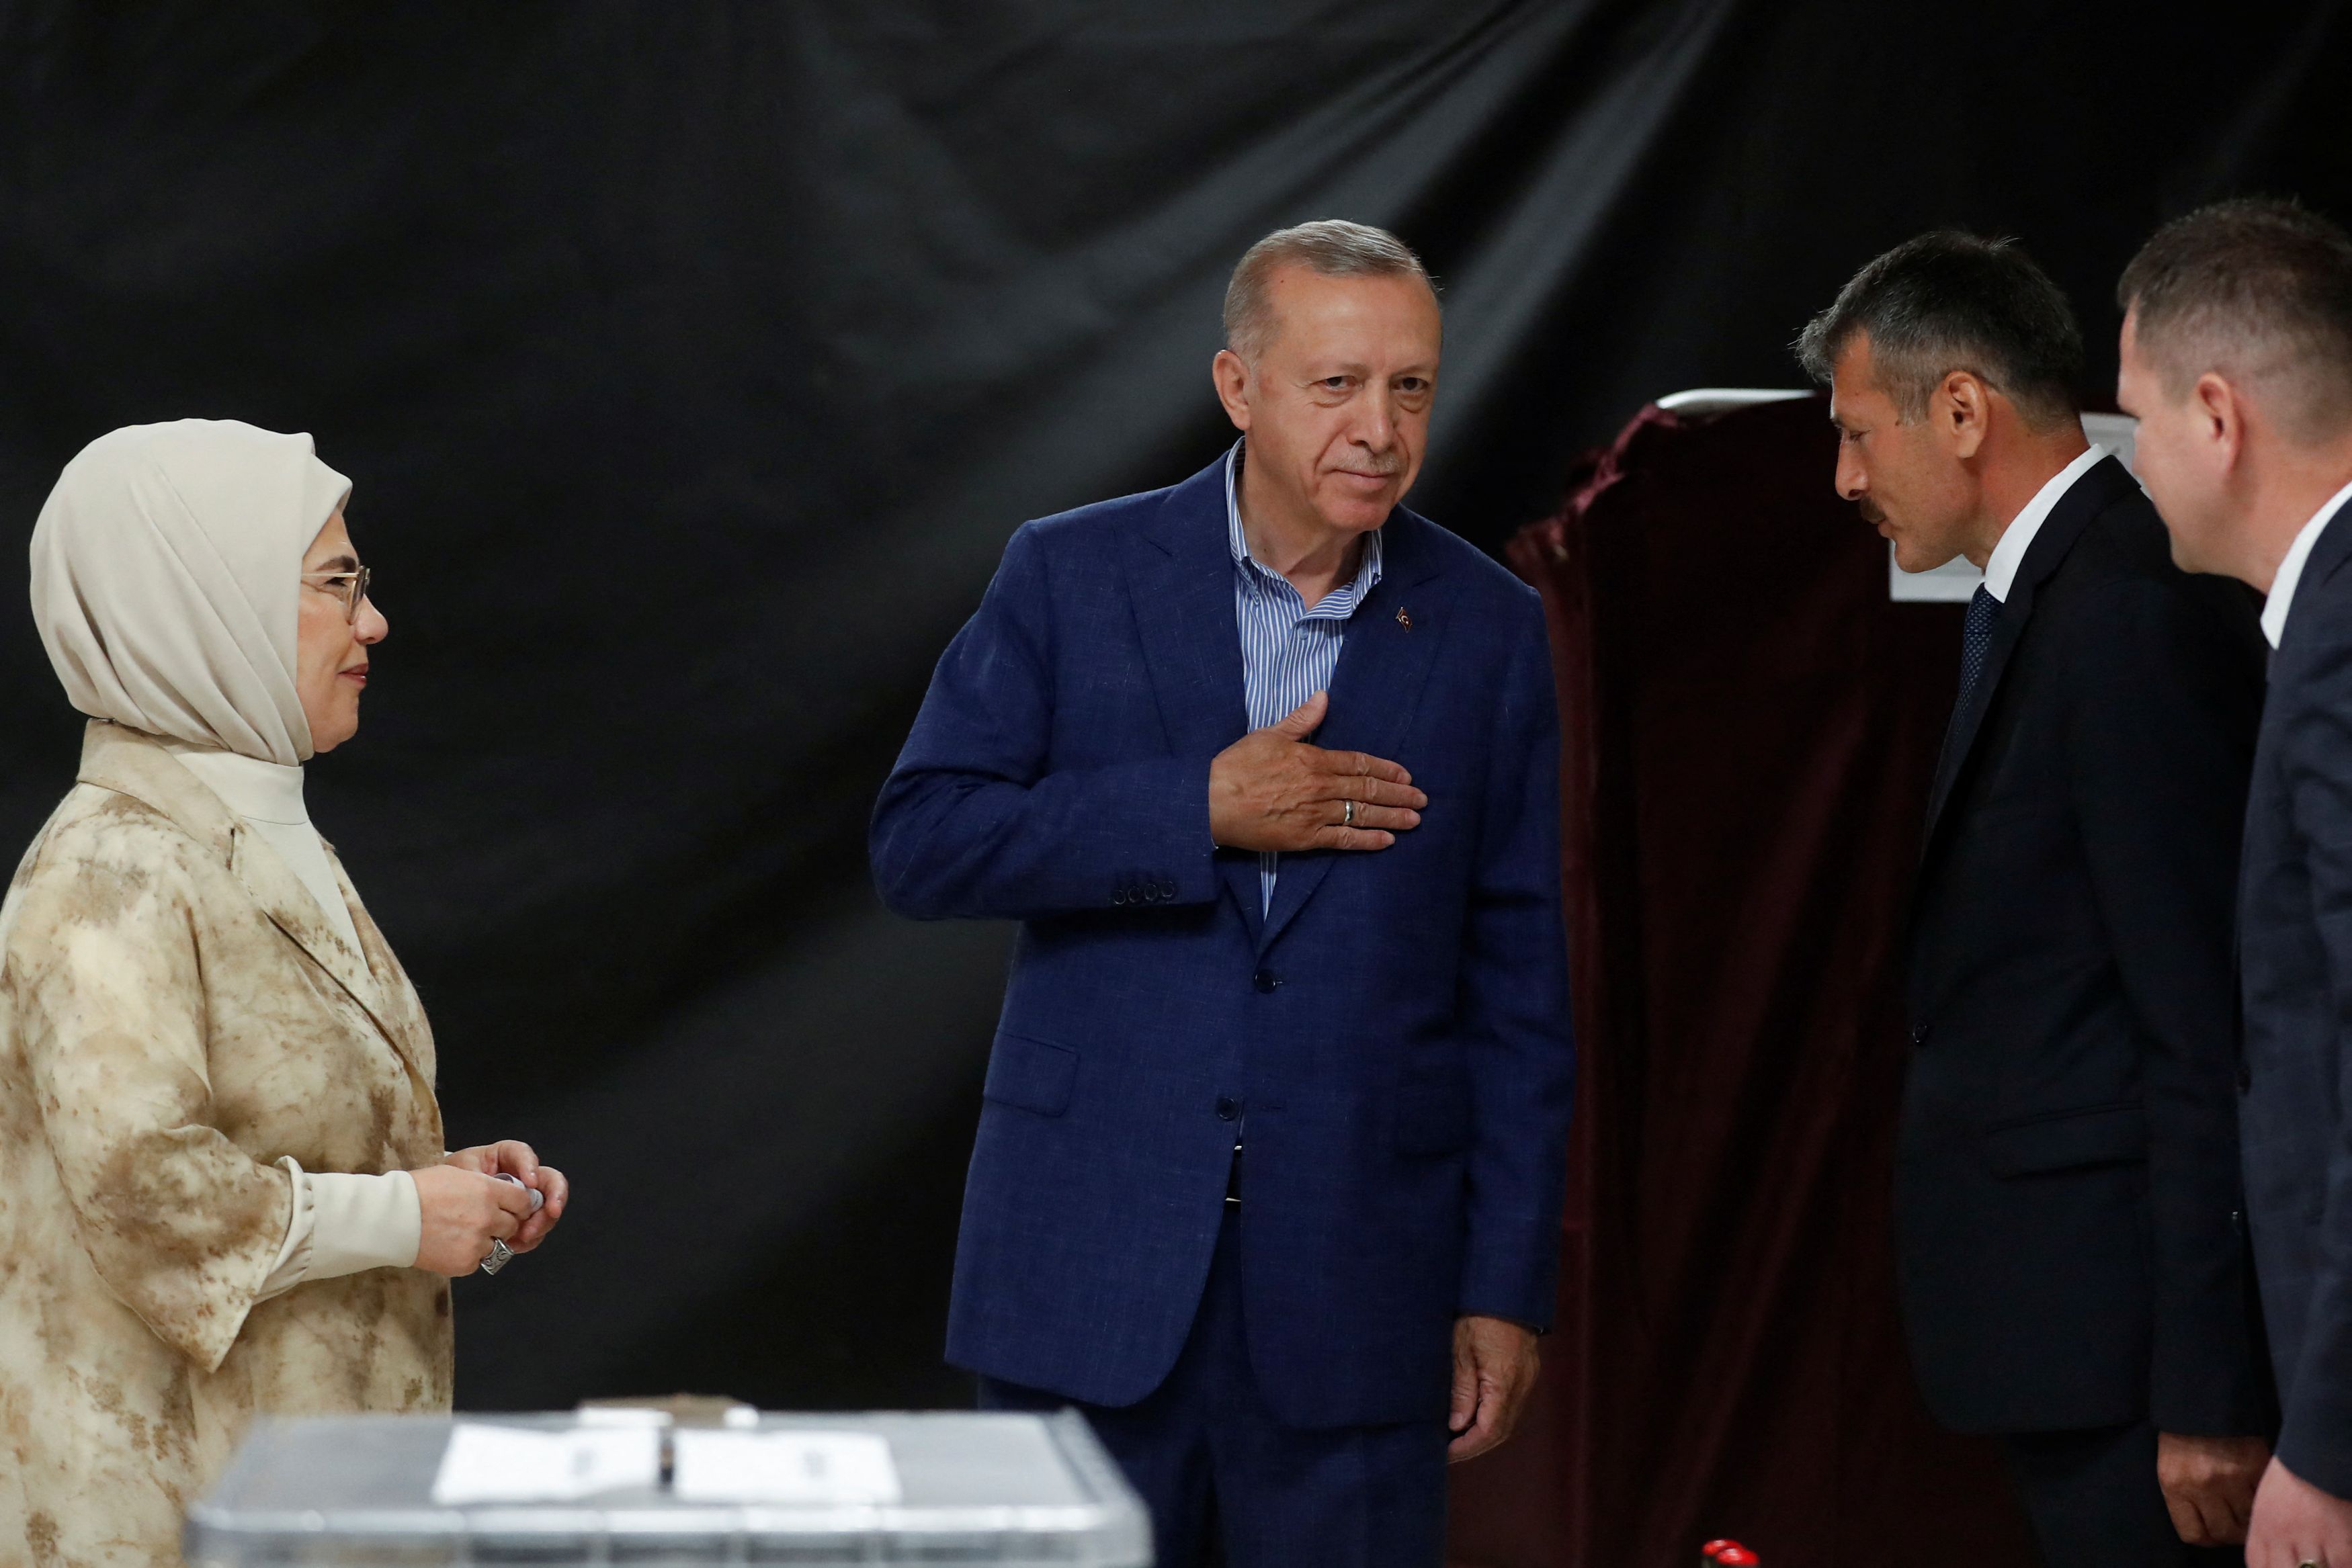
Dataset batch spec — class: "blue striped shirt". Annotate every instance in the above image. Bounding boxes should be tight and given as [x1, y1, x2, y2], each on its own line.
[1225, 441, 1386, 912]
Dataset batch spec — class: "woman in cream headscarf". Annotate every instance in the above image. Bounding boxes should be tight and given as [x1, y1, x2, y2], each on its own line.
[0, 420, 569, 1567]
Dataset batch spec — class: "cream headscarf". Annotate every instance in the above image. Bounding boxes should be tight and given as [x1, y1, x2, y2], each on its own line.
[30, 420, 351, 766]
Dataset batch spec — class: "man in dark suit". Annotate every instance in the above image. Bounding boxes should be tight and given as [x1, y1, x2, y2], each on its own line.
[2117, 198, 2352, 1568]
[1798, 232, 2275, 1565]
[870, 220, 1574, 1567]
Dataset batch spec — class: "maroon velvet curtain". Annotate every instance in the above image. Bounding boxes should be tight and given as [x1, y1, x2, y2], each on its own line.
[1447, 396, 2040, 1568]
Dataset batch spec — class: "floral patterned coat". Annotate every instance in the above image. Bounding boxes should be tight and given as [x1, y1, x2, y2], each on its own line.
[0, 722, 452, 1567]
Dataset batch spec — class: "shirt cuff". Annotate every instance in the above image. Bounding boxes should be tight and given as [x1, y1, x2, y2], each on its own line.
[258, 1158, 421, 1299]
[258, 1156, 315, 1301]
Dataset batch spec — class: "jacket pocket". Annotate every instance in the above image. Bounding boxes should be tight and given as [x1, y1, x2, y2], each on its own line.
[982, 1031, 1079, 1117]
[1982, 1100, 2147, 1177]
[1394, 1070, 1474, 1156]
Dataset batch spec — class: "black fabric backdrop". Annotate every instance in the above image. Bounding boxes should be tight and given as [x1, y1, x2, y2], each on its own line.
[1, 0, 2347, 1435]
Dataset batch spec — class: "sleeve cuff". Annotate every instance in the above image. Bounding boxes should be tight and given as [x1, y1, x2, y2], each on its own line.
[260, 1162, 422, 1295]
[2279, 1409, 2352, 1503]
[257, 1156, 316, 1301]
[1458, 1267, 1558, 1336]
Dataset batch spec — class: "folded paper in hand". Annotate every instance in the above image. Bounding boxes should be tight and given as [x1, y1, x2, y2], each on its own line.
[671, 1429, 902, 1505]
[430, 1424, 662, 1505]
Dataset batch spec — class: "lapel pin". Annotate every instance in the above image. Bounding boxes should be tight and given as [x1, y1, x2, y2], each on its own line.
[1395, 605, 1413, 631]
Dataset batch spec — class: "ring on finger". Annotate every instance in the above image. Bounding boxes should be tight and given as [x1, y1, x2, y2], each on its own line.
[1342, 799, 1355, 827]
[480, 1237, 515, 1276]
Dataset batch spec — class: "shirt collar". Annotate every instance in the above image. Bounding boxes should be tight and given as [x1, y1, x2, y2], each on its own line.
[2261, 476, 2352, 649]
[161, 740, 311, 826]
[1981, 445, 2109, 603]
[1224, 441, 1384, 615]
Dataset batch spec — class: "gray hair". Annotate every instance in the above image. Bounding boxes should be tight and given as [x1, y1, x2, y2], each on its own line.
[2117, 197, 2352, 447]
[1795, 230, 2084, 429]
[1222, 220, 1436, 361]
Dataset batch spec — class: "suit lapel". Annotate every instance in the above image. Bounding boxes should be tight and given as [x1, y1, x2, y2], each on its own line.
[2242, 509, 2352, 957]
[1921, 607, 2023, 844]
[228, 826, 431, 1089]
[228, 829, 372, 1003]
[1257, 510, 1450, 953]
[1120, 457, 1262, 937]
[2266, 495, 2352, 695]
[1920, 455, 2136, 858]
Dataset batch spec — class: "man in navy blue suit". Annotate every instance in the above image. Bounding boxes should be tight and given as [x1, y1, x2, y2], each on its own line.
[2118, 199, 2352, 1568]
[871, 219, 1574, 1566]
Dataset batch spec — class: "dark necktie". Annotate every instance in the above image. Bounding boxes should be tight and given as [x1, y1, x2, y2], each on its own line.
[1956, 584, 1998, 707]
[1937, 584, 2000, 773]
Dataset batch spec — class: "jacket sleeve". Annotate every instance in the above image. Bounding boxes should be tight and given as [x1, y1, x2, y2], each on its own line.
[5, 816, 292, 1373]
[870, 523, 1222, 921]
[2276, 612, 2352, 1493]
[2064, 574, 2273, 1436]
[1456, 591, 1578, 1329]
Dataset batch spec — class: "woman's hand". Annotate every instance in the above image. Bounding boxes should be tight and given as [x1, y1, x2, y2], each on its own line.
[441, 1141, 569, 1253]
[411, 1164, 536, 1276]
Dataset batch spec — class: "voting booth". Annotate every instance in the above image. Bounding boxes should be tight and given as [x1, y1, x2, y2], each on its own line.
[187, 1409, 1150, 1566]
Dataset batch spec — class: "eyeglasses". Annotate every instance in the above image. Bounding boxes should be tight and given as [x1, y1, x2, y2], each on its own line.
[300, 565, 373, 624]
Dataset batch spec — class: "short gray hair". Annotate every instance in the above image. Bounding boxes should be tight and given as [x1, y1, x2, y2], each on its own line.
[2118, 197, 2352, 446]
[1222, 220, 1436, 361]
[1794, 230, 2084, 430]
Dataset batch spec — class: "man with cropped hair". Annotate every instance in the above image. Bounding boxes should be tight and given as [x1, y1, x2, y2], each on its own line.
[2119, 197, 2352, 1568]
[1799, 232, 2273, 1564]
[874, 220, 1573, 1566]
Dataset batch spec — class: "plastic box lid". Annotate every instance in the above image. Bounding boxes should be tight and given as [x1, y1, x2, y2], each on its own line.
[185, 1411, 1151, 1565]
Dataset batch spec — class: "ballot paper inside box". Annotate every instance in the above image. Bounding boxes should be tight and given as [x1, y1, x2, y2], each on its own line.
[671, 1428, 902, 1504]
[185, 1410, 1150, 1567]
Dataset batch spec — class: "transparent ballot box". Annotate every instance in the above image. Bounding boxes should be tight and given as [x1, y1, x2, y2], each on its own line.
[185, 1409, 1151, 1566]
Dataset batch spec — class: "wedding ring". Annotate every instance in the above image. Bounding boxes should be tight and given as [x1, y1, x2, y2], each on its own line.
[480, 1237, 515, 1276]
[1343, 799, 1356, 827]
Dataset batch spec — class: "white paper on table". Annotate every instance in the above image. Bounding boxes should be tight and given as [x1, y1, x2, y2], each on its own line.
[670, 1429, 902, 1505]
[430, 1423, 663, 1505]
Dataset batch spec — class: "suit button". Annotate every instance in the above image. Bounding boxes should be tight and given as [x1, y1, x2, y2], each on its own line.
[1112, 888, 1130, 906]
[1253, 969, 1279, 994]
[1215, 1096, 1240, 1121]
[1158, 878, 1176, 900]
[2231, 1208, 2246, 1235]
[1910, 1024, 1930, 1047]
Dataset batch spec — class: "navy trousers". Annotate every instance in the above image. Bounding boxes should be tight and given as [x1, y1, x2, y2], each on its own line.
[979, 1209, 1450, 1567]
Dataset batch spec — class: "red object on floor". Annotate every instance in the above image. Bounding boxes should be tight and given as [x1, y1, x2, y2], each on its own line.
[1444, 396, 2038, 1567]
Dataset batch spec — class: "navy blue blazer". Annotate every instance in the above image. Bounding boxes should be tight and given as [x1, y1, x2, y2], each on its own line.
[2241, 493, 2352, 1497]
[871, 455, 1575, 1430]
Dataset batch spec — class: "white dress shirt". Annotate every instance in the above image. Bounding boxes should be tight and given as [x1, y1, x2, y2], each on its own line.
[2261, 478, 2352, 650]
[162, 743, 423, 1295]
[1981, 445, 2110, 603]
